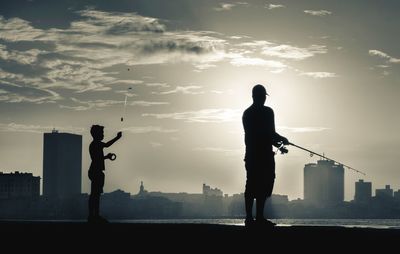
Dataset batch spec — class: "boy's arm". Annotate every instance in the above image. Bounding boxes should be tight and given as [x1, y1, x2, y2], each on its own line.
[104, 131, 122, 147]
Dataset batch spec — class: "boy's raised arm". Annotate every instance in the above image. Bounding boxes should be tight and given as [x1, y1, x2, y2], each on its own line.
[104, 131, 122, 147]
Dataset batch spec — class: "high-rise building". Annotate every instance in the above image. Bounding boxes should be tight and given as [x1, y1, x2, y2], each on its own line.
[43, 130, 82, 198]
[354, 179, 372, 203]
[304, 159, 344, 206]
[0, 171, 40, 199]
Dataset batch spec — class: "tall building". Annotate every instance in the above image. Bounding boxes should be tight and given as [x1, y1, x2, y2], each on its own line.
[354, 179, 372, 203]
[304, 159, 344, 206]
[0, 171, 40, 199]
[43, 130, 82, 198]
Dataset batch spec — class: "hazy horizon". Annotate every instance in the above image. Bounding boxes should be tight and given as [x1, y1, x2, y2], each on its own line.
[1, 0, 399, 200]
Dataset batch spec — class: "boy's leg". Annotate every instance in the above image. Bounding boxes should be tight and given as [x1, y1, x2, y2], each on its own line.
[88, 194, 95, 217]
[94, 194, 100, 217]
[88, 171, 101, 220]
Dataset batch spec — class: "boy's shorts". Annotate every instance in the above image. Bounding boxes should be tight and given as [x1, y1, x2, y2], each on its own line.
[88, 170, 105, 194]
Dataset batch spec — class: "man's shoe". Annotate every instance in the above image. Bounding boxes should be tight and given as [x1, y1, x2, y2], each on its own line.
[256, 218, 276, 227]
[87, 215, 99, 223]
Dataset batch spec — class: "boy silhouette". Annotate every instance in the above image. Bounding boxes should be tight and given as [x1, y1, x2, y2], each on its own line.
[88, 125, 122, 223]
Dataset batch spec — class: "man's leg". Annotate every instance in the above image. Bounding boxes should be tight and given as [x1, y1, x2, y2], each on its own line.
[245, 191, 254, 219]
[244, 168, 256, 227]
[255, 194, 267, 220]
[255, 178, 276, 226]
[244, 168, 255, 220]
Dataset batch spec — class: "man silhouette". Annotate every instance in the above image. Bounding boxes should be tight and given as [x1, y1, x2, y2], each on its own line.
[242, 84, 289, 227]
[88, 125, 122, 223]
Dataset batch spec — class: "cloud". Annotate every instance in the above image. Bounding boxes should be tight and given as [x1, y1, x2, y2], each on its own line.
[214, 3, 236, 11]
[193, 63, 217, 71]
[261, 44, 327, 60]
[0, 16, 44, 42]
[153, 86, 204, 95]
[230, 56, 286, 68]
[193, 147, 242, 156]
[0, 122, 84, 134]
[229, 36, 245, 39]
[214, 2, 248, 11]
[145, 83, 170, 88]
[121, 126, 178, 134]
[0, 72, 61, 104]
[108, 80, 144, 86]
[129, 101, 169, 106]
[143, 108, 241, 123]
[78, 9, 166, 34]
[0, 9, 228, 102]
[304, 10, 332, 16]
[300, 72, 337, 78]
[278, 126, 331, 133]
[150, 142, 163, 148]
[238, 41, 327, 62]
[369, 49, 400, 63]
[0, 44, 43, 64]
[59, 97, 168, 111]
[267, 4, 285, 10]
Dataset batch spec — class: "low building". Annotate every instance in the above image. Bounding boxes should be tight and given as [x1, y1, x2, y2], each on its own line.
[0, 171, 40, 199]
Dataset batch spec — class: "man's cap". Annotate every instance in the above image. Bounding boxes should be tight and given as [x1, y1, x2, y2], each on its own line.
[252, 84, 269, 96]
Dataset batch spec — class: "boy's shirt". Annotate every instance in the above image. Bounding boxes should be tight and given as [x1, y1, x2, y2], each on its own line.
[89, 140, 105, 172]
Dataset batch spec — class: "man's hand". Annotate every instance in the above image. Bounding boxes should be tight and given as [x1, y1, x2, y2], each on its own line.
[281, 136, 289, 145]
[105, 153, 113, 160]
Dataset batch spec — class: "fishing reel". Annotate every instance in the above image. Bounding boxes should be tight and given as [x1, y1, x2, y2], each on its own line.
[276, 142, 289, 155]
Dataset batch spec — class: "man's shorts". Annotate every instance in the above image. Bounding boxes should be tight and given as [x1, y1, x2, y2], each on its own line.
[88, 170, 105, 194]
[245, 156, 275, 198]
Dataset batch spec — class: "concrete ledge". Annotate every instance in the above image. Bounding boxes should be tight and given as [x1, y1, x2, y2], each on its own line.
[1, 221, 398, 251]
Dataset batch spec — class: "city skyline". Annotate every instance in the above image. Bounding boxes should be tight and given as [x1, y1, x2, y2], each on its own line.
[2, 163, 398, 202]
[1, 0, 400, 200]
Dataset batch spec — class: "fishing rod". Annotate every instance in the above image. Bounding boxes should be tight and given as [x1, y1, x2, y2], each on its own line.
[278, 142, 366, 176]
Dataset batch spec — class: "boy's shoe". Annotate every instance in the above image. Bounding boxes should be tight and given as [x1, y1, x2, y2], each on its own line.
[97, 215, 109, 224]
[244, 218, 255, 227]
[87, 215, 109, 224]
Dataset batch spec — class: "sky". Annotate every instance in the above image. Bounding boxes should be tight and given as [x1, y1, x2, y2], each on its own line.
[0, 0, 399, 201]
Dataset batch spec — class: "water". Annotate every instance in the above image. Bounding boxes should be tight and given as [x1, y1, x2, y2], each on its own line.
[112, 218, 400, 229]
[4, 218, 400, 229]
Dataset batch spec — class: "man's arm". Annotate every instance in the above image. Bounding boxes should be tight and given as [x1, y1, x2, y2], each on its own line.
[104, 131, 122, 148]
[270, 109, 289, 147]
[273, 133, 289, 147]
